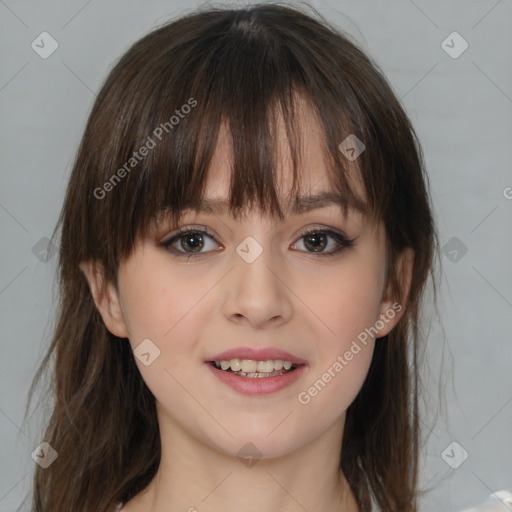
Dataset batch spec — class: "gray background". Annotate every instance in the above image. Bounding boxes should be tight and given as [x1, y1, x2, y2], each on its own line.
[1, 1, 511, 511]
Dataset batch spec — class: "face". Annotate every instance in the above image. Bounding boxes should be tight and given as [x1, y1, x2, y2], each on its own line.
[81, 101, 411, 461]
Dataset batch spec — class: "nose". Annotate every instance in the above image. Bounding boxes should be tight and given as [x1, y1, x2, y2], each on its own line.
[221, 235, 294, 330]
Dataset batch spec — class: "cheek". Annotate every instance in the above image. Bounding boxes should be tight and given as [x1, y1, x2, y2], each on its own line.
[117, 258, 214, 396]
[118, 262, 220, 430]
[296, 252, 385, 350]
[291, 254, 383, 414]
[119, 254, 207, 345]
[119, 254, 218, 360]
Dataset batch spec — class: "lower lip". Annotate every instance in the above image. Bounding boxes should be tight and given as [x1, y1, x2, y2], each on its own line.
[205, 362, 307, 395]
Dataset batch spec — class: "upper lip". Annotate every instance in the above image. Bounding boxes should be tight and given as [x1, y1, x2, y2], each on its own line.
[207, 347, 308, 365]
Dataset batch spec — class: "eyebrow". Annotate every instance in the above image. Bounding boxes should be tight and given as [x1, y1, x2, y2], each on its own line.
[186, 192, 365, 216]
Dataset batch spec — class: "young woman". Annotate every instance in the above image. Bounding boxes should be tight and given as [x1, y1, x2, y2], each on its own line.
[25, 4, 442, 511]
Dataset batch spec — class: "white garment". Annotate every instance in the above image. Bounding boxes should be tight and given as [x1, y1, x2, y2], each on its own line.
[459, 491, 512, 512]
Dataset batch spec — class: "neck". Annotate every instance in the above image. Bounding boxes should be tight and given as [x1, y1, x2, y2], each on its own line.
[124, 405, 360, 512]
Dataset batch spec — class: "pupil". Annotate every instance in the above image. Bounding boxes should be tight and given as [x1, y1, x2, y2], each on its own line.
[304, 232, 327, 252]
[182, 233, 204, 252]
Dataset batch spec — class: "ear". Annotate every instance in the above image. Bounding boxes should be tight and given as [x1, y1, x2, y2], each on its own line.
[374, 247, 414, 338]
[79, 260, 129, 338]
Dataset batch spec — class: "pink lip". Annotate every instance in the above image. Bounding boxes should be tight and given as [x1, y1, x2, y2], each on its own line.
[205, 362, 307, 395]
[207, 347, 308, 365]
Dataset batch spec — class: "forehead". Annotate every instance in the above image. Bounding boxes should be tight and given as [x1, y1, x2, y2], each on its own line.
[182, 191, 364, 219]
[198, 102, 367, 217]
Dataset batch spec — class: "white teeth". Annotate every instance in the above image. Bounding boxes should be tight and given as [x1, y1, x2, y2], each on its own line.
[241, 359, 257, 373]
[213, 358, 296, 373]
[256, 360, 274, 373]
[230, 359, 242, 371]
[273, 359, 284, 370]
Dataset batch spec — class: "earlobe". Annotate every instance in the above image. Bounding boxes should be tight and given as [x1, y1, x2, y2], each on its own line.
[375, 247, 414, 338]
[79, 260, 129, 338]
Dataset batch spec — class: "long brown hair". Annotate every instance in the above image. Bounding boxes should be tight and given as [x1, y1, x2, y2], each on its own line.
[22, 3, 440, 511]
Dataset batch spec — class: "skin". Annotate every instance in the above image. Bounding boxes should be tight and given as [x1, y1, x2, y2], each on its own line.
[81, 99, 413, 512]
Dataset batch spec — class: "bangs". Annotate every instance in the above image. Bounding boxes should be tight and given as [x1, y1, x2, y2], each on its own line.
[140, 87, 369, 236]
[83, 6, 395, 267]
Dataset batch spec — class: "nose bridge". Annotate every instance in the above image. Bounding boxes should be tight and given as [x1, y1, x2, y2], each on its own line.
[222, 226, 293, 327]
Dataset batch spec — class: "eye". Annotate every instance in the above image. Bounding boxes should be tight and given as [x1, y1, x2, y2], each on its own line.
[160, 225, 356, 259]
[291, 228, 356, 257]
[161, 226, 220, 259]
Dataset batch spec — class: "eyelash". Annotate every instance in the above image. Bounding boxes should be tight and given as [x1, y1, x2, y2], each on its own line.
[160, 225, 356, 259]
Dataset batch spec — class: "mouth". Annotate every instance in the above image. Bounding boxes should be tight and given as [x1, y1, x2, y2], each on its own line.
[208, 359, 302, 378]
[204, 347, 308, 394]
